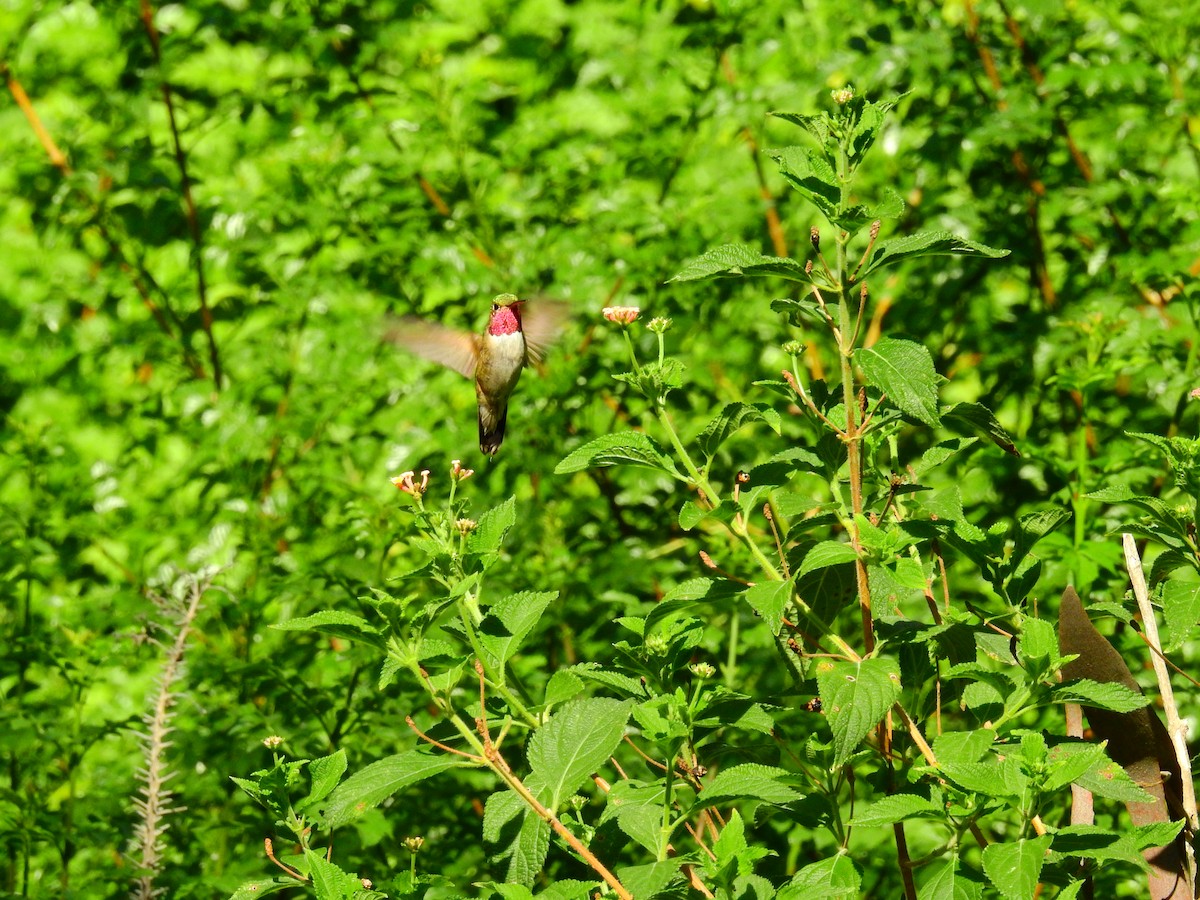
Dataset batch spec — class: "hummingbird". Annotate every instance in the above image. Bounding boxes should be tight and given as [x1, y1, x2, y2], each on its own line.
[387, 294, 568, 456]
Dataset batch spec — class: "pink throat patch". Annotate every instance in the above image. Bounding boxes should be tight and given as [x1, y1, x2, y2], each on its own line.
[489, 306, 520, 336]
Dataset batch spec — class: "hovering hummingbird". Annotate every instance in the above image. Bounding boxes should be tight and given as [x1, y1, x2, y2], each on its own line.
[387, 294, 568, 456]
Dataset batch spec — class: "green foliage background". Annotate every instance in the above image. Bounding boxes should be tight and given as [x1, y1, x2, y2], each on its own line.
[1, 0, 1198, 896]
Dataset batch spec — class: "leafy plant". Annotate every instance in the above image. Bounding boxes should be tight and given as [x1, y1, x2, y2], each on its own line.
[227, 91, 1195, 899]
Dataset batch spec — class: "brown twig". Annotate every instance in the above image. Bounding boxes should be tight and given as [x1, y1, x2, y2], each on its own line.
[264, 837, 305, 881]
[2, 61, 70, 173]
[405, 716, 483, 762]
[471, 662, 633, 900]
[139, 0, 222, 390]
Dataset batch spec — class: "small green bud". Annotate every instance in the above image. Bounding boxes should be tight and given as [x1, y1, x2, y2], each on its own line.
[831, 86, 855, 105]
[690, 662, 716, 679]
[782, 340, 805, 356]
[644, 633, 669, 656]
[647, 317, 673, 334]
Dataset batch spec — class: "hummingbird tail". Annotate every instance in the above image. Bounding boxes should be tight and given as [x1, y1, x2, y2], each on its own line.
[479, 404, 508, 456]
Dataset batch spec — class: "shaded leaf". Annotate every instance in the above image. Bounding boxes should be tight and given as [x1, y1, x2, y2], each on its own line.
[863, 230, 1009, 277]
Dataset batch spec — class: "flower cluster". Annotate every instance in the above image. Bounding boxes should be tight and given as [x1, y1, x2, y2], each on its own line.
[391, 470, 431, 496]
[602, 305, 640, 325]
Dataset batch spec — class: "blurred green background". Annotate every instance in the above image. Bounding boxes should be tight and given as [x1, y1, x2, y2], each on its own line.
[1, 0, 1197, 895]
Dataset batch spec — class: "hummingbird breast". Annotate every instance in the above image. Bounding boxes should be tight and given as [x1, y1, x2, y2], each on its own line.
[476, 331, 526, 399]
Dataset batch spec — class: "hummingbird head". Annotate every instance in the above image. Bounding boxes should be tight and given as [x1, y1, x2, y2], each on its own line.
[488, 293, 523, 336]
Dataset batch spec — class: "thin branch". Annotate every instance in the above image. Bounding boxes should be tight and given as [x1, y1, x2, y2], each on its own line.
[472, 663, 633, 900]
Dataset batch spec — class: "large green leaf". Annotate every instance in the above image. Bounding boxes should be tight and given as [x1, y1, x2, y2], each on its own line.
[764, 146, 841, 221]
[980, 835, 1052, 900]
[668, 242, 810, 283]
[696, 402, 782, 459]
[857, 337, 940, 426]
[272, 610, 385, 649]
[466, 495, 517, 556]
[320, 748, 460, 828]
[799, 540, 859, 576]
[862, 230, 1009, 277]
[527, 697, 631, 809]
[555, 432, 682, 477]
[479, 590, 558, 672]
[692, 763, 804, 809]
[815, 658, 903, 767]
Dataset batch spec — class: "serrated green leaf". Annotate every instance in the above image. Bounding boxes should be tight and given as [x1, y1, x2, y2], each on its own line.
[320, 748, 459, 828]
[466, 495, 517, 556]
[306, 849, 370, 900]
[273, 610, 385, 649]
[764, 146, 841, 220]
[485, 884, 536, 900]
[554, 431, 682, 477]
[615, 860, 685, 900]
[744, 579, 792, 633]
[483, 786, 525, 842]
[1053, 678, 1149, 713]
[1073, 757, 1156, 804]
[567, 663, 646, 696]
[848, 95, 907, 162]
[602, 780, 666, 854]
[1162, 579, 1200, 652]
[849, 793, 941, 826]
[678, 499, 734, 531]
[660, 578, 744, 604]
[981, 835, 1052, 900]
[227, 879, 294, 899]
[1043, 742, 1108, 793]
[941, 757, 1025, 797]
[543, 669, 584, 707]
[1018, 617, 1057, 661]
[778, 856, 862, 899]
[528, 698, 630, 809]
[668, 242, 809, 283]
[299, 750, 347, 813]
[918, 857, 981, 900]
[769, 110, 833, 145]
[857, 337, 940, 426]
[816, 658, 902, 768]
[863, 230, 1009, 277]
[506, 809, 551, 887]
[697, 402, 783, 458]
[478, 590, 558, 671]
[693, 763, 804, 809]
[1131, 819, 1186, 851]
[799, 540, 859, 575]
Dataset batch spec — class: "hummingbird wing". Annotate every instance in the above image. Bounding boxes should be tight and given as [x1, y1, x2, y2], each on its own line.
[385, 318, 479, 379]
[520, 300, 571, 365]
